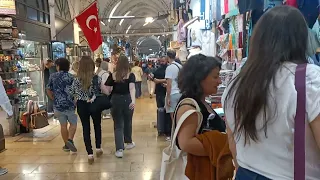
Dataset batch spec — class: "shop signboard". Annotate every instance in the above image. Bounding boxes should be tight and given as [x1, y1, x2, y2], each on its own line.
[0, 0, 16, 15]
[199, 0, 212, 30]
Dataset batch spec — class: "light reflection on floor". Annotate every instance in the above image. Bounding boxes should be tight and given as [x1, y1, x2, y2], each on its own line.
[0, 97, 166, 180]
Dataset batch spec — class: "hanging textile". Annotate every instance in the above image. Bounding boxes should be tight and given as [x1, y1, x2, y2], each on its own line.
[238, 0, 264, 14]
[224, 0, 229, 14]
[285, 0, 298, 7]
[297, 0, 319, 28]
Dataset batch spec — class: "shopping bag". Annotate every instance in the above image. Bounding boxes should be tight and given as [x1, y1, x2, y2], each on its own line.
[160, 98, 203, 180]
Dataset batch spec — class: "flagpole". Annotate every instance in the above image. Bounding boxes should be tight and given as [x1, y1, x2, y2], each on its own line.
[52, 0, 98, 40]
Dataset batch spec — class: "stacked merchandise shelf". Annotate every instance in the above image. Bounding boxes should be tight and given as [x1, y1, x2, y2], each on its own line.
[206, 70, 234, 117]
[0, 15, 23, 135]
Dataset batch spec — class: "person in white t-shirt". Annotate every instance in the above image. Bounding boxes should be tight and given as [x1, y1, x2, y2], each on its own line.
[165, 50, 182, 119]
[222, 6, 320, 179]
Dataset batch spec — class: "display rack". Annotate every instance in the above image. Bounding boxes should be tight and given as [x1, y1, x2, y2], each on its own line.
[0, 15, 22, 136]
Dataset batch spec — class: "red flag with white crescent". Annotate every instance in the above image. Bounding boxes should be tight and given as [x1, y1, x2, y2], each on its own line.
[76, 2, 102, 52]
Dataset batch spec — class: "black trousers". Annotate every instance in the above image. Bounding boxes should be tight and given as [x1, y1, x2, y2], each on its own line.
[156, 93, 166, 108]
[77, 100, 102, 155]
[110, 94, 134, 150]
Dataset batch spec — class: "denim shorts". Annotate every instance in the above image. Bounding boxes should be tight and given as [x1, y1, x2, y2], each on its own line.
[236, 167, 270, 180]
[165, 93, 182, 113]
[54, 110, 77, 125]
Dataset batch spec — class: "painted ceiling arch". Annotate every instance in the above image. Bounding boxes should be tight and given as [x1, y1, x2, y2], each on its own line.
[99, 0, 169, 18]
[107, 2, 168, 31]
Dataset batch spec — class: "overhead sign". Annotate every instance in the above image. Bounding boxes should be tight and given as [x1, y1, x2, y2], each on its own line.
[0, 0, 16, 15]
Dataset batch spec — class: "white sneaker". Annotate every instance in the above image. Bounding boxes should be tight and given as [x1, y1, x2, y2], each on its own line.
[125, 142, 136, 150]
[115, 149, 124, 158]
[88, 154, 94, 164]
[165, 137, 171, 142]
[96, 149, 103, 157]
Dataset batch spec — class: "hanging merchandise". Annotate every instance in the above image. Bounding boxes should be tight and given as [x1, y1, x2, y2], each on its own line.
[201, 30, 216, 57]
[312, 17, 320, 41]
[238, 0, 264, 14]
[297, 0, 319, 28]
[264, 0, 283, 11]
[177, 19, 187, 43]
[199, 0, 212, 29]
[285, 0, 298, 7]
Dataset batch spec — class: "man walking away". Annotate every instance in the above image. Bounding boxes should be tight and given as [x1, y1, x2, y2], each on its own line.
[47, 58, 77, 153]
[165, 50, 182, 125]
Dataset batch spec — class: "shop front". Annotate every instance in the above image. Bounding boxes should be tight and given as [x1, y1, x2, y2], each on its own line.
[0, 0, 51, 136]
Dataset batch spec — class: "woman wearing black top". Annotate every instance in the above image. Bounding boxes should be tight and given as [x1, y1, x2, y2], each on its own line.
[105, 56, 136, 158]
[175, 54, 225, 155]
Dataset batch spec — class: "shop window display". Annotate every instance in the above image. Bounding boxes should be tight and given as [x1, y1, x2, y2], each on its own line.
[51, 41, 66, 60]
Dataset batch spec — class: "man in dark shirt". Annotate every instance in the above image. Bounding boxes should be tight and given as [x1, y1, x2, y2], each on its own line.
[44, 59, 56, 114]
[153, 56, 172, 139]
[153, 56, 168, 108]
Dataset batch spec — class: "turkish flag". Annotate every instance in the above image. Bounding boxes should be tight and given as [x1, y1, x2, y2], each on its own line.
[76, 2, 102, 52]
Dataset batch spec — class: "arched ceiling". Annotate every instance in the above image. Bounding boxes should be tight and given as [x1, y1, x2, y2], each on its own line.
[97, 0, 170, 33]
[136, 36, 162, 55]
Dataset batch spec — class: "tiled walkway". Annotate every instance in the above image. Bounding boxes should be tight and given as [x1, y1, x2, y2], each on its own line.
[0, 97, 167, 180]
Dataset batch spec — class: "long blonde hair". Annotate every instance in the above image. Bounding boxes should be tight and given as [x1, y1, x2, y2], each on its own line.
[77, 56, 95, 90]
[115, 56, 130, 82]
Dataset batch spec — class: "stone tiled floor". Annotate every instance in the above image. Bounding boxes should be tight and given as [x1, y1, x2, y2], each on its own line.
[0, 97, 167, 180]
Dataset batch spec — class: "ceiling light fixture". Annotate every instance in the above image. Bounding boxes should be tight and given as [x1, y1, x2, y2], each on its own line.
[126, 25, 132, 34]
[145, 17, 154, 23]
[119, 11, 131, 26]
[110, 15, 135, 19]
[108, 1, 122, 22]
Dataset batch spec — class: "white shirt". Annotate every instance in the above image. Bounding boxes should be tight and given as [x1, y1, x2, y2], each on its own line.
[0, 76, 13, 116]
[97, 70, 109, 85]
[222, 62, 320, 180]
[165, 62, 182, 95]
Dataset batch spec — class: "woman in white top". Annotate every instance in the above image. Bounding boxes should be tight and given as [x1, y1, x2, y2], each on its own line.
[222, 6, 320, 180]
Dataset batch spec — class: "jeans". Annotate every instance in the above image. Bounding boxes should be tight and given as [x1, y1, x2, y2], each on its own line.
[111, 94, 134, 150]
[135, 81, 142, 98]
[236, 167, 270, 180]
[77, 100, 102, 155]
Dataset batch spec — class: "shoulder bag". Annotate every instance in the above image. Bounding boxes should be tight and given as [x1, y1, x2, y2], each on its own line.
[160, 98, 203, 180]
[30, 102, 49, 129]
[90, 75, 112, 113]
[294, 63, 306, 180]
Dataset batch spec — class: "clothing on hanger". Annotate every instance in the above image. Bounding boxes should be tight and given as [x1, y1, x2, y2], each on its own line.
[285, 0, 298, 7]
[297, 0, 319, 28]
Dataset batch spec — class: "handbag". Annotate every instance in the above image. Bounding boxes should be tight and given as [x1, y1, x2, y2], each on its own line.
[30, 102, 49, 129]
[0, 17, 12, 27]
[294, 63, 307, 180]
[90, 95, 112, 113]
[160, 98, 203, 180]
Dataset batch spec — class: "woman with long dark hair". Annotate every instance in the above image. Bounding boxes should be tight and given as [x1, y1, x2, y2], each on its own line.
[105, 56, 136, 158]
[223, 6, 320, 179]
[71, 56, 103, 164]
